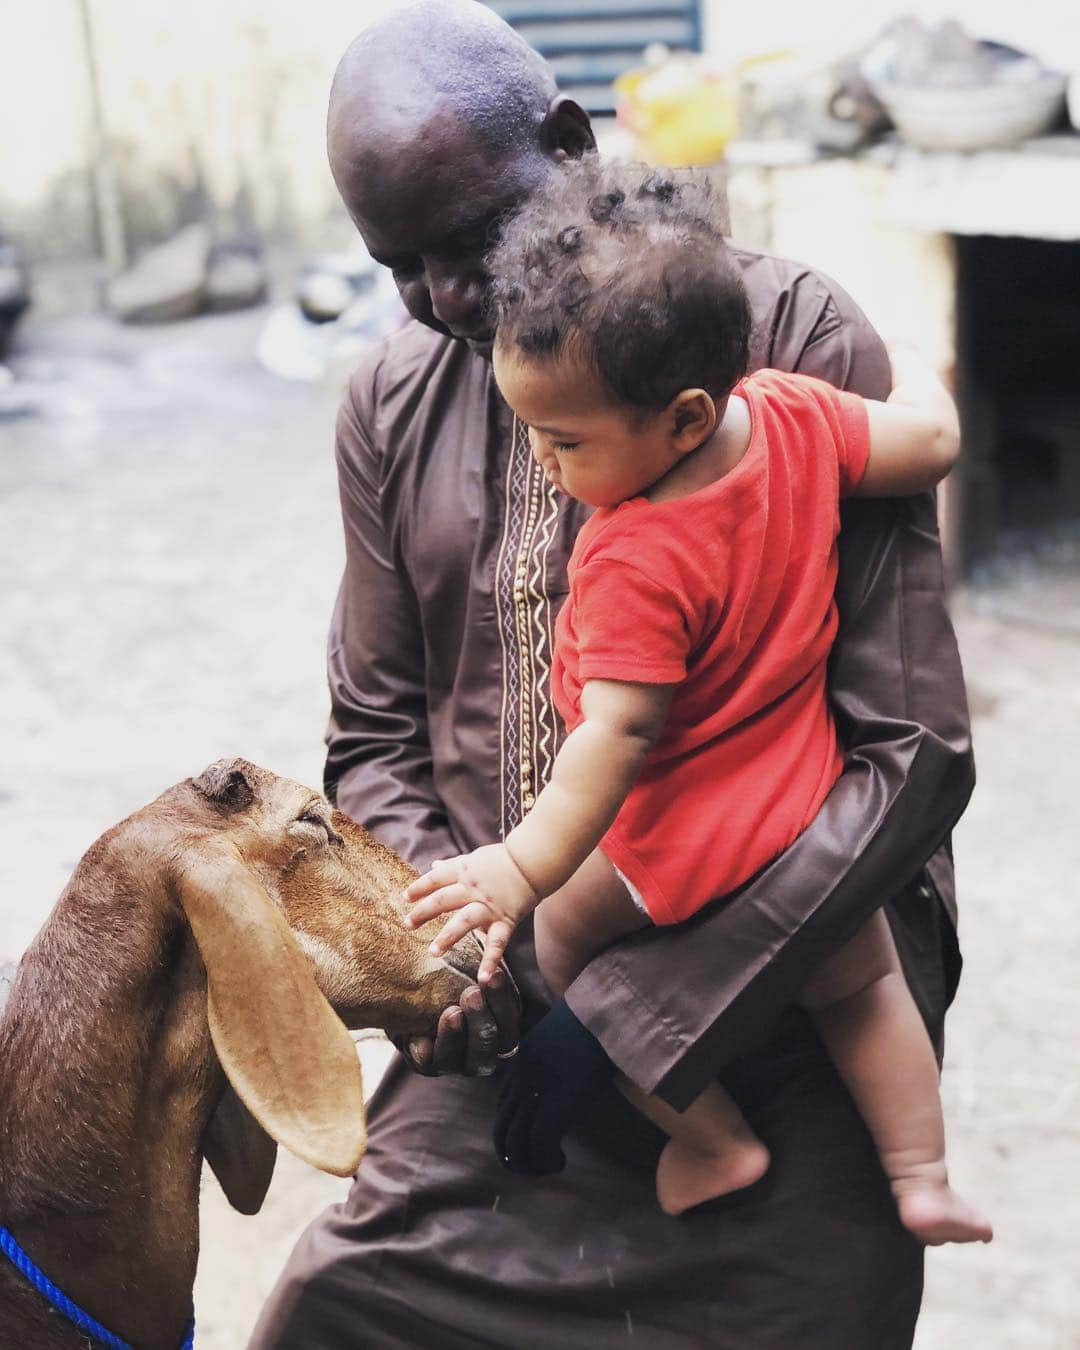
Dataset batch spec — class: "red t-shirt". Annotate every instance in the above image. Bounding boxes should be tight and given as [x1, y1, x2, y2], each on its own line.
[551, 369, 871, 924]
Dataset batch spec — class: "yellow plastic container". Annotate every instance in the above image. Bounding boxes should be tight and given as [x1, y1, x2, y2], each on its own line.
[615, 60, 739, 167]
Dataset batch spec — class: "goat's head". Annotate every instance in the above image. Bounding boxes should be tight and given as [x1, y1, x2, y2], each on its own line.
[187, 756, 483, 1036]
[161, 757, 490, 1186]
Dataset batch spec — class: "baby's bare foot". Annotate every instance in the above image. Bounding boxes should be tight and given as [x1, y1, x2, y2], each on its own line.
[656, 1136, 770, 1216]
[896, 1185, 994, 1246]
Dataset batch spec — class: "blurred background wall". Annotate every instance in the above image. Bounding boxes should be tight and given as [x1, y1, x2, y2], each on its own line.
[703, 0, 1074, 69]
[0, 0, 400, 262]
[3, 0, 1075, 264]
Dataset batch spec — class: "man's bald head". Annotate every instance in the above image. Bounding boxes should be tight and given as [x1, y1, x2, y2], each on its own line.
[328, 0, 559, 181]
[325, 1, 594, 345]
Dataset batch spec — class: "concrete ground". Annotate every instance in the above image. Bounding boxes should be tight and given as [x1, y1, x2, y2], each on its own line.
[2, 306, 1077, 1348]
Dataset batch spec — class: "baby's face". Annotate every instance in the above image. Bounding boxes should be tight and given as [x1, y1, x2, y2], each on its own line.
[492, 342, 683, 509]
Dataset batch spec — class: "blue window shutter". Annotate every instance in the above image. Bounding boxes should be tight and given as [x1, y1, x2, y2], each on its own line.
[483, 1, 703, 117]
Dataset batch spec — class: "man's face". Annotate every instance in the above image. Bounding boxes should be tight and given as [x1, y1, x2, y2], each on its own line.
[341, 130, 555, 349]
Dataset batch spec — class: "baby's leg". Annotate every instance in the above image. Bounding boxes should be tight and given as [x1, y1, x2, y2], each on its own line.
[619, 1079, 770, 1216]
[535, 852, 769, 1215]
[532, 848, 647, 997]
[801, 909, 992, 1246]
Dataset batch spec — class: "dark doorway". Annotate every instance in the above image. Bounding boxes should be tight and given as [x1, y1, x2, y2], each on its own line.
[953, 235, 1080, 571]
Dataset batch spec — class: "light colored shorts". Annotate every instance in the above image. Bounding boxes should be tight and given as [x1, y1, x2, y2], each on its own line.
[612, 861, 651, 921]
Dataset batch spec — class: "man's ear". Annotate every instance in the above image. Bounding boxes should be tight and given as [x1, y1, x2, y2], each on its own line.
[670, 389, 719, 451]
[541, 96, 595, 159]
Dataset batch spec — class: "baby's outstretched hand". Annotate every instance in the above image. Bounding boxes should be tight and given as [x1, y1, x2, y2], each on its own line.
[402, 844, 540, 984]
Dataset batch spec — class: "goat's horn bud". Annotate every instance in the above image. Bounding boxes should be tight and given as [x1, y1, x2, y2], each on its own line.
[192, 758, 256, 812]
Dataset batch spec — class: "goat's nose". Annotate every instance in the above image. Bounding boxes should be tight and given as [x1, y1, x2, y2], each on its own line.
[440, 932, 484, 980]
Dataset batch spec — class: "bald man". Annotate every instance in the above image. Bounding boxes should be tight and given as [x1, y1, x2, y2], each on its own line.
[250, 5, 971, 1347]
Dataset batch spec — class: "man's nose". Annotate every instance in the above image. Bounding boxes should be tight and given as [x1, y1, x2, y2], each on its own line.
[427, 266, 487, 335]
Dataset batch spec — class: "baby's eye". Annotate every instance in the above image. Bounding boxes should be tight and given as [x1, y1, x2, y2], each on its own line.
[553, 441, 580, 452]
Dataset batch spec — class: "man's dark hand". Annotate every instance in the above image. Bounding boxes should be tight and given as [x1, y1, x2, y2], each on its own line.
[394, 967, 521, 1077]
[494, 999, 615, 1175]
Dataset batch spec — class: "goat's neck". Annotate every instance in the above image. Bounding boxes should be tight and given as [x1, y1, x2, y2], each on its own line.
[0, 870, 220, 1349]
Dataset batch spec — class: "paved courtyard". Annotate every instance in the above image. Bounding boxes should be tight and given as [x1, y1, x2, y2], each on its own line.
[2, 306, 1077, 1348]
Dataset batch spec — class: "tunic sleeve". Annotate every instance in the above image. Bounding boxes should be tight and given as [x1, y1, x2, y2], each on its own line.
[565, 270, 972, 1106]
[324, 347, 457, 871]
[770, 266, 893, 400]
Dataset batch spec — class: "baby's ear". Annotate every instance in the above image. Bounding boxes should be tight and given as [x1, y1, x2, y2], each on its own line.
[671, 388, 717, 445]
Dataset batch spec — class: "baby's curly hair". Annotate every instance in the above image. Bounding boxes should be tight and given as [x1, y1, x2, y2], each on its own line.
[489, 158, 750, 411]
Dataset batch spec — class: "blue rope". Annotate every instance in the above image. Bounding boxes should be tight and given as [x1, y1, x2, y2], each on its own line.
[0, 1224, 194, 1349]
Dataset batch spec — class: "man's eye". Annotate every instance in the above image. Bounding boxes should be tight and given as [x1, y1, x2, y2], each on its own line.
[388, 257, 421, 277]
[435, 226, 493, 262]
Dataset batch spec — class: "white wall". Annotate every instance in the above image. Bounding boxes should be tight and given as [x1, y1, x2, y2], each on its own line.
[702, 0, 1080, 73]
[0, 0, 408, 259]
[2, 0, 1078, 262]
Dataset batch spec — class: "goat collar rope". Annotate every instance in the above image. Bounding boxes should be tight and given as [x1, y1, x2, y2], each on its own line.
[0, 1225, 195, 1350]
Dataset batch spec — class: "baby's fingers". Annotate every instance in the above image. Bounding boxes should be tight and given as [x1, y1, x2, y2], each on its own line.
[429, 903, 495, 957]
[478, 921, 514, 984]
[405, 883, 471, 929]
[403, 858, 458, 903]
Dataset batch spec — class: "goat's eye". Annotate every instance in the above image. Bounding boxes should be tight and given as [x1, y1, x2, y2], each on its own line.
[295, 811, 329, 837]
[290, 802, 342, 849]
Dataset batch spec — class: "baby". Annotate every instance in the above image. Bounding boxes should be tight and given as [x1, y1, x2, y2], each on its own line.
[405, 159, 992, 1245]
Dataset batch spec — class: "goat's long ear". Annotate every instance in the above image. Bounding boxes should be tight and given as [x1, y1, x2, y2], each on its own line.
[178, 848, 365, 1177]
[203, 1082, 278, 1214]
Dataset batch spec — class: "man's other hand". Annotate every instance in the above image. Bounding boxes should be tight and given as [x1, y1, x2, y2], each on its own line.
[396, 967, 521, 1078]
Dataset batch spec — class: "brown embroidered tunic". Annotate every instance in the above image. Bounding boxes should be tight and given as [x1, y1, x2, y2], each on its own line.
[252, 246, 972, 1349]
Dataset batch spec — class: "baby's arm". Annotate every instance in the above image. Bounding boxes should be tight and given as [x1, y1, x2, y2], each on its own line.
[507, 678, 673, 895]
[855, 344, 960, 497]
[403, 678, 673, 982]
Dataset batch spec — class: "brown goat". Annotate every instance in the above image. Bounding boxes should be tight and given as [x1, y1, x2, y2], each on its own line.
[0, 758, 489, 1350]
